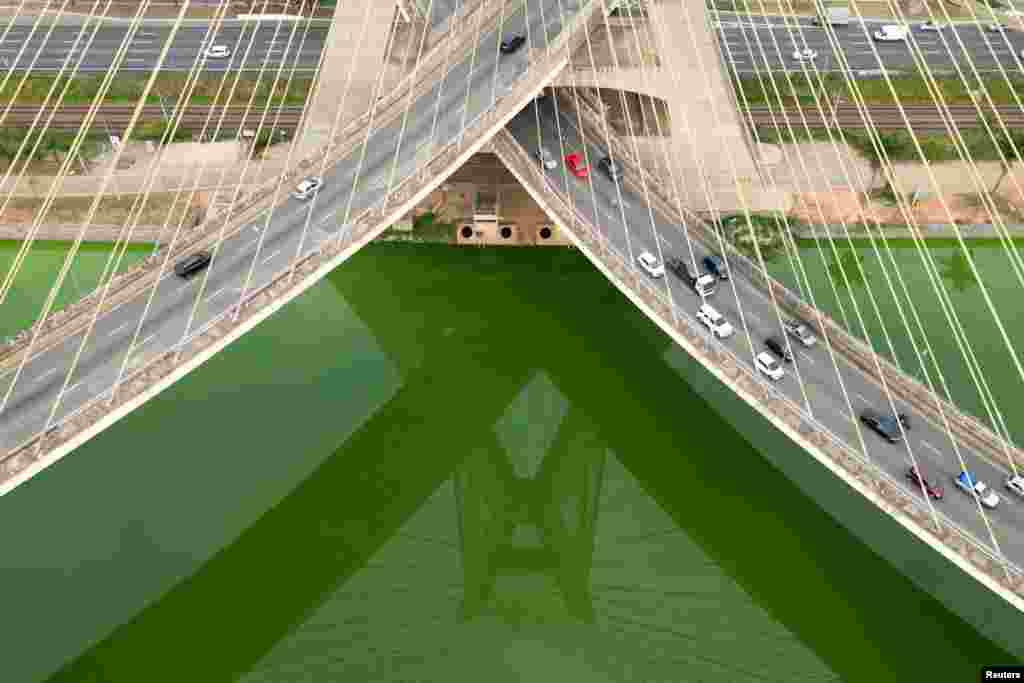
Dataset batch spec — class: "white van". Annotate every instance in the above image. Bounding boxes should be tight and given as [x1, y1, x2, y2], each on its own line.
[873, 25, 908, 42]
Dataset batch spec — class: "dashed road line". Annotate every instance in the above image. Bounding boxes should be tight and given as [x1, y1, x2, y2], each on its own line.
[919, 439, 943, 458]
[36, 367, 58, 383]
[206, 287, 227, 302]
[140, 333, 157, 347]
[262, 248, 281, 265]
[854, 392, 871, 405]
[109, 321, 130, 337]
[799, 350, 815, 364]
[67, 381, 84, 394]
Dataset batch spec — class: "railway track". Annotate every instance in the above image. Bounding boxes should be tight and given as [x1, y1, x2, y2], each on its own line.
[0, 104, 306, 134]
[743, 104, 1024, 133]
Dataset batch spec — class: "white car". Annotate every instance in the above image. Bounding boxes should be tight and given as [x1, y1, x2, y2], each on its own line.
[205, 45, 231, 59]
[697, 304, 734, 339]
[536, 145, 557, 170]
[292, 176, 323, 200]
[792, 48, 818, 61]
[955, 471, 1000, 509]
[755, 351, 785, 380]
[873, 25, 908, 41]
[919, 21, 945, 31]
[1006, 474, 1024, 499]
[986, 23, 1008, 33]
[637, 251, 665, 278]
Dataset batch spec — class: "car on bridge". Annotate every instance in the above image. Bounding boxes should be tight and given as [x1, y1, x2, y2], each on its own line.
[764, 336, 793, 363]
[536, 145, 557, 170]
[791, 48, 818, 61]
[667, 257, 716, 297]
[703, 254, 729, 280]
[919, 20, 946, 31]
[907, 465, 944, 500]
[1007, 474, 1024, 499]
[955, 471, 1000, 508]
[783, 319, 817, 347]
[598, 156, 623, 181]
[873, 25, 908, 41]
[985, 23, 1009, 33]
[860, 409, 908, 443]
[293, 176, 323, 200]
[755, 351, 785, 381]
[500, 35, 526, 54]
[174, 251, 212, 279]
[637, 251, 665, 278]
[204, 45, 232, 59]
[697, 304, 734, 339]
[565, 152, 590, 178]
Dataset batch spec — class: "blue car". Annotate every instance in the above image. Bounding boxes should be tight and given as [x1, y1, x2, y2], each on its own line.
[703, 254, 729, 280]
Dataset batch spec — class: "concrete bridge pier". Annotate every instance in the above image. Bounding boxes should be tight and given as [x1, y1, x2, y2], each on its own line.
[642, 0, 785, 215]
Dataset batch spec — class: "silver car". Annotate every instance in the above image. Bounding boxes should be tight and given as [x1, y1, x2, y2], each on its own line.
[292, 176, 323, 200]
[536, 146, 557, 170]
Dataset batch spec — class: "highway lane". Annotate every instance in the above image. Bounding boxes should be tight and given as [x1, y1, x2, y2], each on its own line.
[715, 16, 1024, 75]
[507, 99, 1024, 571]
[0, 22, 328, 72]
[0, 0, 571, 451]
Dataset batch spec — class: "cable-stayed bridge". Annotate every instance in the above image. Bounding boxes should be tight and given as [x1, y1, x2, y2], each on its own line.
[0, 0, 1023, 656]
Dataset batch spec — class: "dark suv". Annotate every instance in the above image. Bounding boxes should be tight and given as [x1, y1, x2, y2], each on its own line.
[860, 409, 909, 443]
[174, 251, 212, 279]
[597, 156, 623, 181]
[765, 336, 793, 363]
[906, 466, 944, 500]
[499, 35, 526, 54]
[703, 254, 729, 280]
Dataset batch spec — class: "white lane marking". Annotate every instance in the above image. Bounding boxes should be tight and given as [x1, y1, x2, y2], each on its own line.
[109, 321, 130, 337]
[127, 58, 146, 64]
[919, 439, 943, 458]
[798, 350, 815, 364]
[140, 333, 157, 347]
[658, 235, 674, 249]
[206, 287, 227, 302]
[854, 392, 871, 405]
[36, 367, 58, 383]
[261, 248, 281, 265]
[251, 224, 261, 233]
[67, 381, 84, 394]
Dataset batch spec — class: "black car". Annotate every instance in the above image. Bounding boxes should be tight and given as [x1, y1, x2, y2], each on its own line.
[174, 251, 212, 279]
[765, 336, 793, 363]
[703, 254, 729, 280]
[666, 257, 696, 285]
[860, 409, 905, 443]
[499, 35, 526, 54]
[597, 156, 623, 181]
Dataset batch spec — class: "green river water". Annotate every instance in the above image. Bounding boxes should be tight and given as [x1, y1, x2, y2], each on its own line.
[0, 241, 1014, 682]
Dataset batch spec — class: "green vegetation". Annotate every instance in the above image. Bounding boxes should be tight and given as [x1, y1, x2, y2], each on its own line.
[410, 211, 456, 241]
[0, 73, 313, 106]
[720, 212, 789, 261]
[754, 124, 1024, 170]
[0, 128, 105, 170]
[735, 73, 1024, 107]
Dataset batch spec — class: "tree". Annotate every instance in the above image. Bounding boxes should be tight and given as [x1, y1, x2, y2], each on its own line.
[827, 245, 866, 290]
[939, 246, 978, 293]
[987, 117, 1024, 194]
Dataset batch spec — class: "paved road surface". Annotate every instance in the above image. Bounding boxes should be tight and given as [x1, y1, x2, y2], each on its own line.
[0, 0, 574, 447]
[507, 98, 1024, 571]
[715, 14, 1024, 75]
[3, 12, 1023, 76]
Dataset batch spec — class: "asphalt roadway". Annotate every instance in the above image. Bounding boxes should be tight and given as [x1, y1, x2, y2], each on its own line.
[714, 13, 1024, 76]
[3, 10, 1024, 77]
[506, 98, 1024, 572]
[0, 0, 573, 446]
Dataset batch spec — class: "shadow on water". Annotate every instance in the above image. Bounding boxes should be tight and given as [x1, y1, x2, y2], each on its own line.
[40, 245, 1012, 682]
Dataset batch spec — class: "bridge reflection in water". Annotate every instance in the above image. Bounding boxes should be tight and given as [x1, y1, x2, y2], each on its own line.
[14, 245, 1007, 683]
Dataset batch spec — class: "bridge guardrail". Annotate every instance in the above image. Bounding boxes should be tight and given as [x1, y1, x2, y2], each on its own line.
[491, 128, 1024, 601]
[1, 0, 601, 488]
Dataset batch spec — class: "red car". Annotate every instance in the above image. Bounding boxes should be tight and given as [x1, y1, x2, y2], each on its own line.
[565, 152, 590, 178]
[906, 466, 944, 500]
